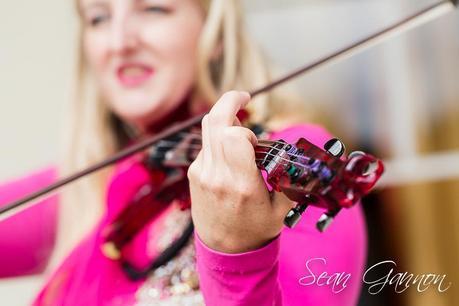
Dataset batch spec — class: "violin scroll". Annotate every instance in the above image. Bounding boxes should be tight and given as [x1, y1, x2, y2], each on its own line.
[256, 137, 384, 231]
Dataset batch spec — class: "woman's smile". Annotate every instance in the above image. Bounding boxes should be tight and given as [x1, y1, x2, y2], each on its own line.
[116, 62, 154, 87]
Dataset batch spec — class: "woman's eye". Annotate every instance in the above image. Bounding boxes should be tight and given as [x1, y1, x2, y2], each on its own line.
[143, 6, 170, 14]
[89, 14, 109, 27]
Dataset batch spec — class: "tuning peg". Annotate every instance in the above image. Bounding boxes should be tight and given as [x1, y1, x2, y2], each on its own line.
[284, 203, 308, 228]
[348, 151, 379, 176]
[316, 208, 341, 232]
[324, 138, 345, 158]
[362, 161, 379, 176]
[348, 151, 365, 159]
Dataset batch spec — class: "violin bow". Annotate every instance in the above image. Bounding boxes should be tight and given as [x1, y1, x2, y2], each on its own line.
[0, 0, 457, 221]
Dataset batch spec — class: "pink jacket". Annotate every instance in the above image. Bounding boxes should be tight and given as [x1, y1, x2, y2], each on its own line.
[0, 124, 366, 305]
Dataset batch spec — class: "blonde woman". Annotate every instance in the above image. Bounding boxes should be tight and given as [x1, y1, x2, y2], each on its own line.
[0, 0, 366, 305]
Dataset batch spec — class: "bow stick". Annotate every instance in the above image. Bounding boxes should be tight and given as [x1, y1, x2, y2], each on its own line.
[0, 0, 457, 221]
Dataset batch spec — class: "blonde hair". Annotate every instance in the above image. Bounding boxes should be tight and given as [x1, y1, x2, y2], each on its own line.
[50, 0, 305, 269]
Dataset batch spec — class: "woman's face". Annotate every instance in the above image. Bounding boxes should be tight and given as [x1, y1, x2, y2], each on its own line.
[80, 0, 205, 130]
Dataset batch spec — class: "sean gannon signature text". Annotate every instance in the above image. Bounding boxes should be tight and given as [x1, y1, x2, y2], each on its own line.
[298, 258, 451, 294]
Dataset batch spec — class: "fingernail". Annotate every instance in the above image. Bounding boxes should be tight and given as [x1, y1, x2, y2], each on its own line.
[239, 91, 251, 105]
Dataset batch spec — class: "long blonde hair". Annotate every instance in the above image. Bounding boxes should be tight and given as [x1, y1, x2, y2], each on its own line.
[51, 0, 305, 269]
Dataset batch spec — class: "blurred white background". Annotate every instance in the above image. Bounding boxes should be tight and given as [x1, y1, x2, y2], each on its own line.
[0, 0, 76, 181]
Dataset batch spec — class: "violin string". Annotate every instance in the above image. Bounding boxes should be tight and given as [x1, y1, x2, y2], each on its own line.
[177, 131, 281, 145]
[156, 138, 290, 158]
[158, 139, 314, 163]
[175, 136, 280, 148]
[156, 139, 277, 150]
[158, 145, 294, 165]
[169, 132, 311, 159]
[152, 140, 319, 172]
[165, 147, 317, 173]
[158, 132, 307, 158]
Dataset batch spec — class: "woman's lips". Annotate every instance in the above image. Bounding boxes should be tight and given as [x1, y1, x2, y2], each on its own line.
[117, 64, 154, 87]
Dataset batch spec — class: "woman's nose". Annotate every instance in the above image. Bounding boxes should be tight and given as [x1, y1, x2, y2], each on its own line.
[109, 16, 139, 54]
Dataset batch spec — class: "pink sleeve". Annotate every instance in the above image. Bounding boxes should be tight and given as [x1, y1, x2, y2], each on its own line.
[194, 124, 367, 306]
[0, 167, 58, 277]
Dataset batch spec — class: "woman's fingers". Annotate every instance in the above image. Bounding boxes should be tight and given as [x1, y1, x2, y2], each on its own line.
[200, 114, 215, 173]
[202, 91, 253, 172]
[208, 91, 251, 127]
[221, 126, 258, 162]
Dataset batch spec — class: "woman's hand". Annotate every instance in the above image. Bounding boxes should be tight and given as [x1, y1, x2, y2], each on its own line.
[188, 91, 294, 254]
